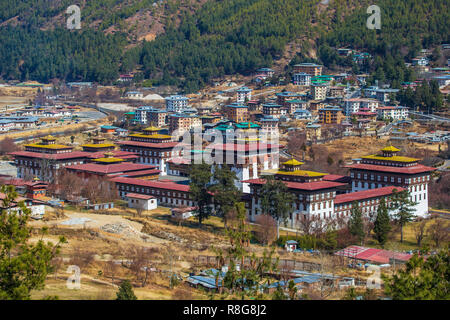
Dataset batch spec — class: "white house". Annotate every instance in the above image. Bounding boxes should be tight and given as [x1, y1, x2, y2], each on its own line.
[165, 95, 189, 113]
[236, 87, 252, 103]
[126, 193, 157, 211]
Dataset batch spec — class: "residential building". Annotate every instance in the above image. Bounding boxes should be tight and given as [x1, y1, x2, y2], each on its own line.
[318, 106, 344, 124]
[276, 92, 305, 107]
[293, 63, 323, 76]
[258, 118, 279, 135]
[168, 113, 202, 134]
[256, 68, 275, 78]
[262, 103, 284, 119]
[236, 87, 252, 103]
[293, 73, 311, 86]
[165, 95, 189, 113]
[310, 84, 327, 101]
[377, 106, 409, 120]
[224, 104, 249, 123]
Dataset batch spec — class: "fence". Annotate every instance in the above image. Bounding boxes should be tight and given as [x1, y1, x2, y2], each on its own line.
[194, 255, 321, 272]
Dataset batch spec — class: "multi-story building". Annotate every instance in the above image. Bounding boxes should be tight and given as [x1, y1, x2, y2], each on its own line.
[118, 127, 182, 175]
[224, 104, 249, 123]
[310, 84, 327, 101]
[146, 109, 168, 127]
[9, 136, 89, 181]
[342, 98, 379, 115]
[168, 113, 202, 134]
[258, 118, 279, 136]
[81, 137, 116, 153]
[244, 157, 416, 229]
[276, 92, 305, 107]
[343, 98, 362, 116]
[256, 68, 275, 78]
[374, 89, 399, 103]
[327, 86, 346, 98]
[165, 95, 189, 113]
[285, 100, 308, 113]
[112, 177, 194, 207]
[377, 106, 409, 120]
[206, 127, 282, 193]
[346, 146, 435, 217]
[244, 160, 346, 227]
[318, 106, 344, 124]
[262, 103, 284, 119]
[236, 87, 252, 103]
[66, 152, 160, 179]
[135, 106, 157, 125]
[293, 73, 311, 86]
[293, 63, 323, 76]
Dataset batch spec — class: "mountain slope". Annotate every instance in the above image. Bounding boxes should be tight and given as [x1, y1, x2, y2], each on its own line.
[0, 0, 448, 92]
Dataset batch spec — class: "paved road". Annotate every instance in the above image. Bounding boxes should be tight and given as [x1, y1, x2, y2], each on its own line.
[410, 111, 450, 122]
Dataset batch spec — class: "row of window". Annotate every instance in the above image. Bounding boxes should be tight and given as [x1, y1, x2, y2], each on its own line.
[351, 172, 429, 184]
[119, 184, 189, 199]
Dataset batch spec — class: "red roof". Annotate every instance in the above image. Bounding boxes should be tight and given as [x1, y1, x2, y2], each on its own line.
[243, 178, 346, 191]
[323, 174, 351, 183]
[346, 163, 436, 174]
[126, 193, 155, 200]
[207, 143, 283, 152]
[334, 186, 404, 204]
[86, 151, 138, 159]
[118, 141, 180, 149]
[335, 245, 412, 264]
[352, 112, 377, 116]
[66, 162, 157, 175]
[123, 169, 161, 177]
[9, 151, 90, 160]
[110, 177, 190, 192]
[167, 157, 191, 165]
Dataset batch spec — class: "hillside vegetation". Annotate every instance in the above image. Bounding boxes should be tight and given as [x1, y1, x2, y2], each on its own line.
[0, 0, 448, 92]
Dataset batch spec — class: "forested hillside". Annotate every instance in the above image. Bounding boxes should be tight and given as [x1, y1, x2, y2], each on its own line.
[0, 0, 448, 92]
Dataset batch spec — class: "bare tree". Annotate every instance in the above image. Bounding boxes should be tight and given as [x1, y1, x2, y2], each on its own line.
[413, 219, 427, 248]
[298, 214, 314, 236]
[0, 137, 19, 155]
[104, 260, 119, 285]
[428, 218, 449, 248]
[254, 214, 277, 245]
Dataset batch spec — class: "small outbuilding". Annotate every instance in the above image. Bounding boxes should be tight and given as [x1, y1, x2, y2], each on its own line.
[126, 193, 157, 211]
[285, 240, 298, 252]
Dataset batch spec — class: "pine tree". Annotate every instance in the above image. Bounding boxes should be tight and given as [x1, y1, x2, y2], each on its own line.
[116, 280, 137, 300]
[189, 162, 213, 225]
[210, 165, 241, 228]
[373, 198, 391, 246]
[391, 190, 417, 243]
[383, 250, 450, 300]
[260, 176, 295, 239]
[348, 201, 364, 245]
[0, 185, 66, 300]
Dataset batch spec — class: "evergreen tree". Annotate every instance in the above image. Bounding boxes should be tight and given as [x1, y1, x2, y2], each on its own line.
[0, 185, 66, 300]
[116, 280, 137, 300]
[259, 176, 295, 239]
[189, 162, 213, 225]
[210, 165, 241, 228]
[383, 250, 450, 300]
[373, 198, 391, 246]
[272, 283, 288, 300]
[391, 190, 417, 243]
[348, 201, 364, 245]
